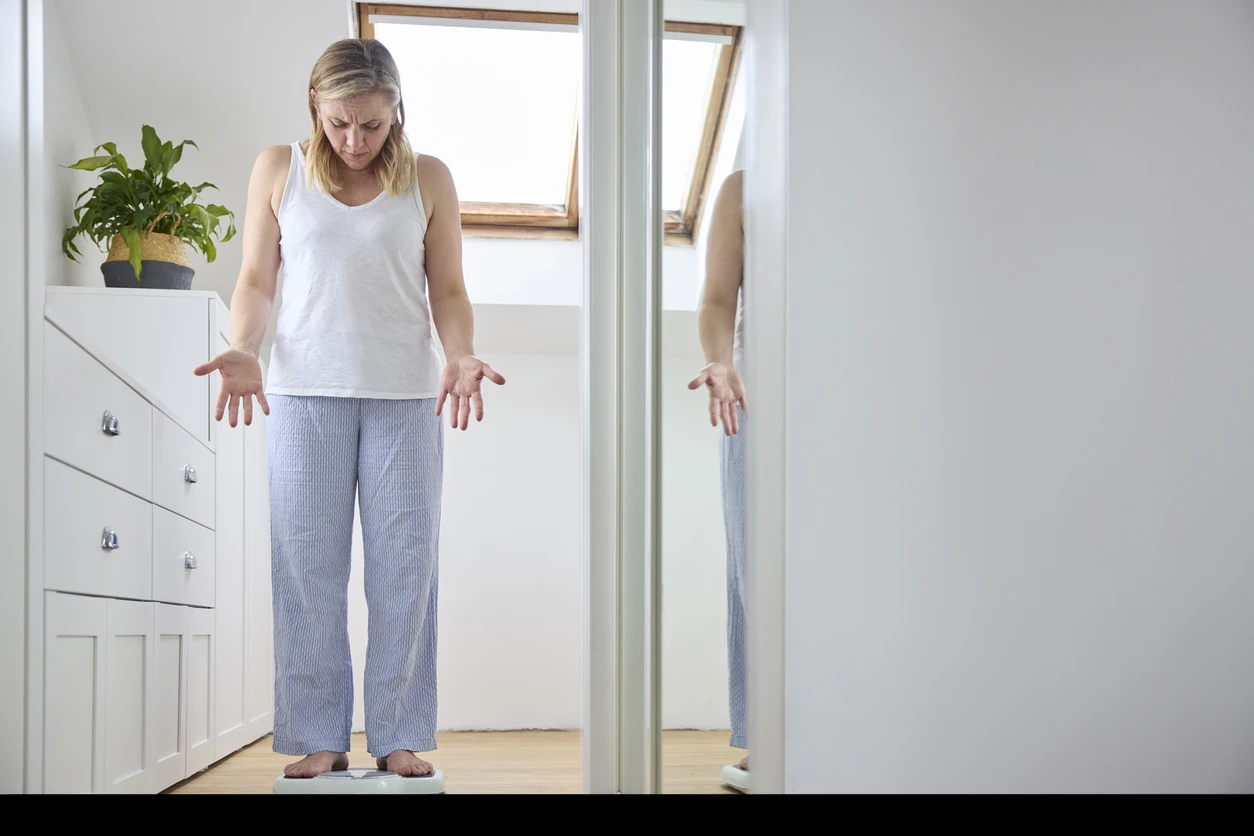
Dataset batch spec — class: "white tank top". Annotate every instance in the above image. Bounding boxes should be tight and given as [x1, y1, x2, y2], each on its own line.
[733, 288, 745, 370]
[266, 142, 443, 399]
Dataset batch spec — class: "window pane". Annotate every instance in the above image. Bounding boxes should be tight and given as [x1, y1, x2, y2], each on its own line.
[375, 22, 580, 206]
[662, 39, 722, 213]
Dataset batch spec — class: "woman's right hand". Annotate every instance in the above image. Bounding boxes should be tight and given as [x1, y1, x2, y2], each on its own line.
[688, 362, 747, 436]
[193, 348, 269, 428]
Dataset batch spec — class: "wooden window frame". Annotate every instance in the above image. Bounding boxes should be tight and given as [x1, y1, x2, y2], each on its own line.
[661, 22, 744, 248]
[355, 5, 741, 245]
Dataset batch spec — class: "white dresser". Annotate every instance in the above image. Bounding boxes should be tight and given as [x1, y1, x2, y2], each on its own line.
[31, 288, 273, 794]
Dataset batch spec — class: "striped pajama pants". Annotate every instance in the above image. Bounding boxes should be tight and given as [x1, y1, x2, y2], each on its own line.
[721, 405, 748, 750]
[266, 395, 443, 758]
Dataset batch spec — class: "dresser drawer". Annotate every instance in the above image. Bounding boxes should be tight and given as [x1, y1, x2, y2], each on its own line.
[45, 457, 153, 600]
[44, 322, 153, 500]
[152, 506, 215, 608]
[152, 410, 215, 529]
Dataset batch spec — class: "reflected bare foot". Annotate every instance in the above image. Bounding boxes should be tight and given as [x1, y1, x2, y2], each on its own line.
[283, 750, 348, 778]
[378, 749, 434, 777]
[739, 755, 749, 770]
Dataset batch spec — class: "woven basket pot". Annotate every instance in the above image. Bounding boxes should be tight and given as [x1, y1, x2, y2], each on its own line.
[101, 232, 195, 289]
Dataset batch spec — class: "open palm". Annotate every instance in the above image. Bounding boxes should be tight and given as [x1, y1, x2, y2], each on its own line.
[437, 355, 506, 430]
[194, 348, 268, 428]
[688, 362, 747, 436]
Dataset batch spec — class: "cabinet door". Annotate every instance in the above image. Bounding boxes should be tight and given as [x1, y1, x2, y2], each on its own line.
[154, 604, 188, 791]
[212, 333, 249, 759]
[44, 592, 107, 794]
[105, 599, 156, 794]
[186, 607, 216, 776]
[244, 408, 274, 739]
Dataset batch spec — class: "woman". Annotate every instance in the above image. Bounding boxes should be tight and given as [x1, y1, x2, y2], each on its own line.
[688, 169, 749, 779]
[194, 39, 503, 779]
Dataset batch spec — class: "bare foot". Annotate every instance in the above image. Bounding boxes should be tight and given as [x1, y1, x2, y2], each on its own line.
[739, 755, 749, 770]
[284, 750, 348, 778]
[377, 750, 434, 777]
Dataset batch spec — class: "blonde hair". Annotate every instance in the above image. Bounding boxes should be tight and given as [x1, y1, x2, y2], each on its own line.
[306, 38, 416, 196]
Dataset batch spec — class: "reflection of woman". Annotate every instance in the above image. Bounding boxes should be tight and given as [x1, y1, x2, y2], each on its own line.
[194, 39, 504, 780]
[688, 169, 749, 774]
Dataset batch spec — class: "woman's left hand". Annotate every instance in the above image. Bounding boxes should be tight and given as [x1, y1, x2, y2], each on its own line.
[436, 355, 506, 430]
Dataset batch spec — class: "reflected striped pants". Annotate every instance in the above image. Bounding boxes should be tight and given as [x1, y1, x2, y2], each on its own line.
[721, 405, 748, 750]
[266, 395, 443, 758]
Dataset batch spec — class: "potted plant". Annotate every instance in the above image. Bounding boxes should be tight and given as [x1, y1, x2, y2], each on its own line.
[62, 125, 236, 289]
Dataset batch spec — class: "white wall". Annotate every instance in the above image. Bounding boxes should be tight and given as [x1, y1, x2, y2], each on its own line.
[773, 0, 1254, 792]
[42, 1, 95, 287]
[1, 0, 27, 796]
[335, 312, 727, 733]
[661, 355, 729, 730]
[348, 352, 584, 732]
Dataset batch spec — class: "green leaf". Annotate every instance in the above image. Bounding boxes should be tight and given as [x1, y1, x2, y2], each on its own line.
[67, 155, 114, 171]
[220, 219, 237, 243]
[185, 204, 213, 230]
[132, 207, 154, 233]
[62, 228, 81, 261]
[205, 204, 230, 217]
[203, 238, 217, 263]
[141, 126, 162, 169]
[120, 226, 143, 280]
[191, 181, 218, 193]
[95, 142, 118, 156]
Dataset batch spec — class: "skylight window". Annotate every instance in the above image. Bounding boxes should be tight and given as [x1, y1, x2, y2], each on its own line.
[377, 22, 579, 206]
[357, 5, 741, 244]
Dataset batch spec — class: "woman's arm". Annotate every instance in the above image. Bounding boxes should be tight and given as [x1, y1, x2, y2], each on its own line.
[420, 154, 475, 361]
[688, 170, 746, 434]
[697, 169, 744, 367]
[418, 154, 505, 430]
[193, 145, 286, 426]
[229, 145, 287, 358]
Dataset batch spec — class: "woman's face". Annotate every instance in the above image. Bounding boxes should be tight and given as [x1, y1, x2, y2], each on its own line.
[314, 91, 395, 171]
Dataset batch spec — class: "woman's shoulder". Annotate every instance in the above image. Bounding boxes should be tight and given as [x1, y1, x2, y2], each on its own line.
[413, 153, 454, 211]
[414, 152, 452, 183]
[254, 143, 295, 173]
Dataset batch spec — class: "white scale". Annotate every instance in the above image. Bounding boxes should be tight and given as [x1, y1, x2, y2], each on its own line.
[273, 768, 446, 795]
[720, 763, 748, 793]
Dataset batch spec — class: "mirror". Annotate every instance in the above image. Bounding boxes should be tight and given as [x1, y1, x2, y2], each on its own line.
[659, 2, 748, 794]
[44, 0, 586, 794]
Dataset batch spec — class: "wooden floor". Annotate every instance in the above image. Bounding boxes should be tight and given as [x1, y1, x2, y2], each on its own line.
[167, 730, 740, 794]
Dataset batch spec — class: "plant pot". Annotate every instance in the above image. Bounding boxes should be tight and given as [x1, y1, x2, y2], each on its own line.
[101, 232, 195, 290]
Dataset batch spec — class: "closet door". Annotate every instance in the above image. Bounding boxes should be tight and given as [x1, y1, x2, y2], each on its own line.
[186, 607, 216, 776]
[104, 599, 156, 794]
[44, 593, 108, 794]
[154, 604, 188, 790]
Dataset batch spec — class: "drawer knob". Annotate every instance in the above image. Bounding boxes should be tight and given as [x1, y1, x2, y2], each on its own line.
[184, 551, 197, 570]
[183, 465, 198, 484]
[101, 411, 121, 436]
[101, 527, 119, 550]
